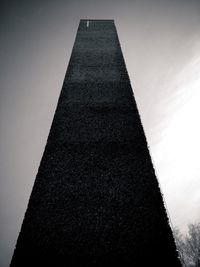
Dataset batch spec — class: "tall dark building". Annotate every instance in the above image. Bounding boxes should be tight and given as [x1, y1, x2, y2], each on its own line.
[11, 20, 180, 266]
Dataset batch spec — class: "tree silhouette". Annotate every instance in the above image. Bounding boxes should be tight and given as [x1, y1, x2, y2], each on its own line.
[174, 223, 200, 267]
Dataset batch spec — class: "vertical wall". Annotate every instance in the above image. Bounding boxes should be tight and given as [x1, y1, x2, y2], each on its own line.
[10, 20, 180, 266]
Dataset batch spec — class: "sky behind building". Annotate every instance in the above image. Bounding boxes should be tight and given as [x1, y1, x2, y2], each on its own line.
[1, 0, 200, 266]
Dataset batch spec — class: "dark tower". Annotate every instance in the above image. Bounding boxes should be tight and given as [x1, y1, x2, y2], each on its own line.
[10, 20, 180, 266]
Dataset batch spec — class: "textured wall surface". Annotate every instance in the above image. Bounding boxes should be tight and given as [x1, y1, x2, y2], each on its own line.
[10, 20, 180, 266]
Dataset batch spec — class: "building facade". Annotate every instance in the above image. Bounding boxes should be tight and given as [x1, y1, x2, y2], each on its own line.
[11, 20, 180, 266]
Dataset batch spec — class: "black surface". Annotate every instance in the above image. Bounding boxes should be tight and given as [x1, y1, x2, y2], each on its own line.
[10, 20, 181, 266]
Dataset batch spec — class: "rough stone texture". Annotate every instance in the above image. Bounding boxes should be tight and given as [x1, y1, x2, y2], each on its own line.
[10, 20, 181, 266]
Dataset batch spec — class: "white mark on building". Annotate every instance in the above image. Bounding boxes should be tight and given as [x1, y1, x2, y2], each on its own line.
[87, 20, 90, 28]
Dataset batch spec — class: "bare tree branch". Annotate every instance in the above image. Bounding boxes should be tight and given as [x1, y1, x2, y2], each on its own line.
[173, 223, 200, 267]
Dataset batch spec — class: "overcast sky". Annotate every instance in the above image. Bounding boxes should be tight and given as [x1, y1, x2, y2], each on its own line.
[1, 0, 200, 266]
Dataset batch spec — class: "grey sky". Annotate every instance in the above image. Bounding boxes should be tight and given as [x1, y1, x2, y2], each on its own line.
[1, 0, 200, 266]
